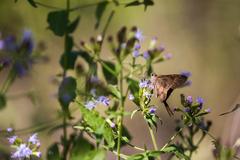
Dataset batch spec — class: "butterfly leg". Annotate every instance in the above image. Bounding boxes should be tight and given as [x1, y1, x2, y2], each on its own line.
[163, 101, 174, 116]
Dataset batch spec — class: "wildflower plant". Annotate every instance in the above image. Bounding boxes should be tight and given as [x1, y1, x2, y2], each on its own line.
[0, 0, 239, 160]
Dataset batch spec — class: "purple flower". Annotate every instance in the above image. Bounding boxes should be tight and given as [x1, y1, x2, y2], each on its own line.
[21, 30, 34, 55]
[184, 107, 191, 113]
[128, 93, 134, 101]
[7, 128, 13, 132]
[149, 107, 156, 114]
[143, 51, 150, 59]
[14, 63, 28, 77]
[85, 101, 96, 110]
[90, 75, 99, 84]
[134, 43, 141, 50]
[205, 108, 211, 113]
[180, 71, 192, 77]
[139, 79, 149, 88]
[97, 96, 110, 106]
[28, 133, 40, 145]
[4, 36, 17, 52]
[163, 53, 172, 60]
[157, 44, 165, 52]
[8, 136, 17, 144]
[135, 29, 144, 41]
[132, 50, 140, 58]
[186, 96, 193, 104]
[196, 97, 204, 104]
[11, 144, 32, 159]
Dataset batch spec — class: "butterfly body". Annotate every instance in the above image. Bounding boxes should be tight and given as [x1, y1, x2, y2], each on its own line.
[151, 73, 188, 116]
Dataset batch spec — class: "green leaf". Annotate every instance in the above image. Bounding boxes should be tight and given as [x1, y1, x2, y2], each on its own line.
[143, 0, 154, 11]
[125, 0, 154, 11]
[70, 135, 94, 160]
[68, 16, 80, 33]
[0, 94, 6, 110]
[58, 77, 77, 114]
[77, 101, 115, 148]
[27, 0, 37, 8]
[47, 143, 60, 160]
[125, 1, 141, 7]
[82, 149, 106, 160]
[60, 51, 78, 70]
[127, 150, 161, 160]
[161, 145, 190, 160]
[47, 10, 69, 36]
[102, 61, 117, 85]
[95, 1, 109, 29]
[76, 50, 94, 65]
[107, 85, 121, 99]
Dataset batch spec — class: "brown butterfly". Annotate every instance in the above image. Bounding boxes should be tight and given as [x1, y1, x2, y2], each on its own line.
[150, 73, 188, 116]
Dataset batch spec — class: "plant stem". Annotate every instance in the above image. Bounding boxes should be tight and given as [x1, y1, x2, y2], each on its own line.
[0, 68, 16, 94]
[148, 125, 161, 160]
[161, 128, 183, 150]
[117, 65, 124, 160]
[62, 0, 70, 159]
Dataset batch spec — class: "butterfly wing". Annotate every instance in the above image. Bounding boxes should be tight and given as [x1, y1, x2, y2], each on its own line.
[154, 74, 187, 102]
[158, 74, 187, 89]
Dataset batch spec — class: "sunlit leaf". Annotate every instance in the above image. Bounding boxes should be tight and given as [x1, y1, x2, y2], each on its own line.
[107, 85, 121, 99]
[77, 101, 115, 148]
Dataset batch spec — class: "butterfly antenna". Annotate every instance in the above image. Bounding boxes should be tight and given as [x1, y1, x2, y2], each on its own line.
[163, 101, 174, 116]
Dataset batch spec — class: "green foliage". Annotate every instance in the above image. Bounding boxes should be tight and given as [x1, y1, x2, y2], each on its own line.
[127, 150, 161, 160]
[102, 61, 118, 85]
[125, 0, 154, 11]
[70, 135, 94, 160]
[76, 101, 115, 148]
[161, 145, 190, 160]
[95, 1, 109, 29]
[68, 16, 80, 33]
[47, 10, 69, 36]
[60, 51, 78, 70]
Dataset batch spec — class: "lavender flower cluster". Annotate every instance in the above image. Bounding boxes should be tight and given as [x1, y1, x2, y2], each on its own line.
[6, 128, 41, 159]
[85, 96, 110, 110]
[131, 29, 172, 61]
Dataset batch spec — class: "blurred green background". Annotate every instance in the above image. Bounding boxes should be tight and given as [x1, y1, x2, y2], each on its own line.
[0, 0, 240, 159]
